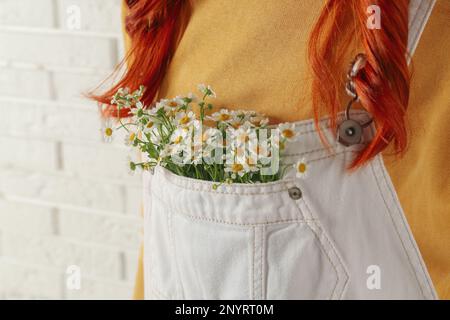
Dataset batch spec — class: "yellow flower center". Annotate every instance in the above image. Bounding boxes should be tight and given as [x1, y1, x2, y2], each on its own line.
[168, 101, 178, 107]
[174, 136, 183, 144]
[232, 163, 244, 172]
[220, 114, 231, 121]
[129, 132, 136, 142]
[105, 128, 113, 137]
[282, 129, 295, 138]
[146, 121, 154, 128]
[297, 163, 307, 173]
[179, 116, 190, 125]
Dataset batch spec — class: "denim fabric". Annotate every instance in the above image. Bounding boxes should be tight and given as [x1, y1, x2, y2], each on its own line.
[142, 112, 437, 300]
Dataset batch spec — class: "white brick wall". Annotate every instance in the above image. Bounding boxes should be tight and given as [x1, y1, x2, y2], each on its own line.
[0, 0, 142, 299]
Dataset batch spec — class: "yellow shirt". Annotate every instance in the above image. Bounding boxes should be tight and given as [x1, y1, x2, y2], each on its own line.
[125, 0, 450, 299]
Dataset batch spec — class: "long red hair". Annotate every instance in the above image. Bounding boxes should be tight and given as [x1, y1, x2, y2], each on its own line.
[91, 0, 411, 169]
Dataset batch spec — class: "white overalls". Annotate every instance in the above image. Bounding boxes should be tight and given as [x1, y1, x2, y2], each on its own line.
[142, 0, 438, 300]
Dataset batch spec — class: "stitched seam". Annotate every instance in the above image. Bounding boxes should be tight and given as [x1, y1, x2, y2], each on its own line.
[166, 203, 185, 299]
[370, 159, 426, 298]
[296, 199, 340, 300]
[259, 228, 263, 300]
[307, 224, 338, 300]
[252, 227, 262, 300]
[283, 145, 363, 158]
[261, 225, 265, 300]
[144, 198, 154, 297]
[176, 214, 316, 227]
[301, 147, 352, 299]
[378, 157, 435, 297]
[162, 177, 292, 194]
[150, 189, 317, 227]
[291, 195, 340, 299]
[371, 157, 429, 299]
[252, 227, 256, 300]
[302, 199, 349, 300]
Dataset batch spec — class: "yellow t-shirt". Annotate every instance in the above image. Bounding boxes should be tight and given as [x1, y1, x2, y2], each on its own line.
[125, 0, 450, 299]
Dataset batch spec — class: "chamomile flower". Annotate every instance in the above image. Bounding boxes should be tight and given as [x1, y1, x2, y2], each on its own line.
[155, 99, 170, 111]
[232, 126, 254, 145]
[141, 118, 155, 133]
[248, 141, 271, 159]
[126, 155, 141, 176]
[109, 84, 299, 186]
[175, 111, 196, 127]
[278, 123, 298, 141]
[130, 101, 145, 118]
[207, 109, 233, 123]
[243, 159, 260, 174]
[100, 118, 115, 143]
[225, 162, 247, 179]
[202, 128, 223, 147]
[294, 158, 309, 179]
[170, 127, 189, 145]
[159, 144, 173, 159]
[198, 84, 217, 98]
[174, 93, 198, 106]
[166, 99, 180, 108]
[249, 113, 269, 127]
[141, 124, 160, 145]
[186, 92, 198, 103]
[124, 131, 137, 146]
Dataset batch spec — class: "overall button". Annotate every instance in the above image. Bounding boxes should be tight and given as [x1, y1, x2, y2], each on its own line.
[288, 187, 302, 200]
[338, 119, 363, 146]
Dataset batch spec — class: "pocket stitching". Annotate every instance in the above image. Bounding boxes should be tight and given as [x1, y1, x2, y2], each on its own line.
[370, 156, 433, 299]
[167, 200, 186, 299]
[295, 198, 350, 300]
[150, 188, 317, 227]
[174, 214, 318, 227]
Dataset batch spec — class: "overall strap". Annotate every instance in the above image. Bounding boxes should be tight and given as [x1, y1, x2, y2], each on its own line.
[407, 0, 437, 63]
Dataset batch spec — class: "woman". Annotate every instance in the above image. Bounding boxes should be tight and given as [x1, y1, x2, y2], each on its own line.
[93, 0, 449, 299]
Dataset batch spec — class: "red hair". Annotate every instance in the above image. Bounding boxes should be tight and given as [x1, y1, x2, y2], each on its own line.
[91, 0, 411, 168]
[90, 0, 193, 117]
[309, 0, 410, 168]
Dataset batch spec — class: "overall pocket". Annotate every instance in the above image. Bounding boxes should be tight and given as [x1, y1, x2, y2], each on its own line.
[265, 218, 348, 299]
[145, 166, 349, 300]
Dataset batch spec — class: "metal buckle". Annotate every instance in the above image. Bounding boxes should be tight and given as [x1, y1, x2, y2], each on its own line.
[338, 54, 373, 147]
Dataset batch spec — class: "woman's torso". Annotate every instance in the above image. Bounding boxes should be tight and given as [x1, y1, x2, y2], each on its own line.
[141, 0, 450, 298]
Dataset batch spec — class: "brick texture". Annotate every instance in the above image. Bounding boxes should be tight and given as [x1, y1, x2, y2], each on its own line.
[0, 0, 142, 299]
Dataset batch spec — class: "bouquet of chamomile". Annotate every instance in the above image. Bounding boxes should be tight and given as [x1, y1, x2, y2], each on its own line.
[101, 84, 303, 186]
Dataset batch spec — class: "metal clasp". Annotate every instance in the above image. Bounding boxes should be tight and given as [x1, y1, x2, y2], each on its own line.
[338, 54, 373, 147]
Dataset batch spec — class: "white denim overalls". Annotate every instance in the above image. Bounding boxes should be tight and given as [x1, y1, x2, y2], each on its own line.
[142, 0, 438, 300]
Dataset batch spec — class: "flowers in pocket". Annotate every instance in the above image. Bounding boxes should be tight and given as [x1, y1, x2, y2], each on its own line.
[101, 84, 306, 185]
